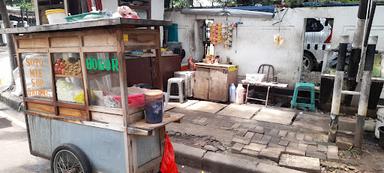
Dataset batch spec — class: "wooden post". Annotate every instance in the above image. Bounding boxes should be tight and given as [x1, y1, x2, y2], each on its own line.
[116, 28, 134, 173]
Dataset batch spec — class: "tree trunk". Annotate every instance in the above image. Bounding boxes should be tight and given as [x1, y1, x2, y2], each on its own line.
[0, 0, 17, 84]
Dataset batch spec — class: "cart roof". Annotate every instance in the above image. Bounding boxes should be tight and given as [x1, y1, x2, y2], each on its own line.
[0, 18, 171, 34]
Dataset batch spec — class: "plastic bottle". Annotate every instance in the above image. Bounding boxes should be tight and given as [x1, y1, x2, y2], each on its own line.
[229, 83, 236, 103]
[235, 84, 245, 104]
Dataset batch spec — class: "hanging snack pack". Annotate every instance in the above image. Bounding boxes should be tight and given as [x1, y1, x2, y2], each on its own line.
[223, 23, 235, 48]
[210, 23, 223, 45]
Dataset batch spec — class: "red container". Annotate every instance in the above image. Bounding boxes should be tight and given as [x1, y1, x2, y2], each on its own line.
[112, 93, 145, 108]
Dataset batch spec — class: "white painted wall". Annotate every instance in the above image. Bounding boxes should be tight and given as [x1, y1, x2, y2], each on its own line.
[164, 6, 384, 87]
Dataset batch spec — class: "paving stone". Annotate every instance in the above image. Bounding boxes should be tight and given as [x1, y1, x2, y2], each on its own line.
[268, 129, 279, 136]
[296, 133, 305, 141]
[288, 142, 298, 148]
[241, 148, 259, 157]
[186, 101, 227, 114]
[204, 145, 219, 152]
[287, 132, 296, 139]
[304, 134, 313, 142]
[232, 136, 251, 145]
[192, 117, 208, 126]
[231, 123, 241, 129]
[278, 130, 288, 137]
[284, 147, 306, 156]
[306, 144, 317, 152]
[218, 103, 261, 119]
[251, 133, 264, 143]
[258, 147, 283, 162]
[306, 150, 327, 160]
[253, 108, 295, 125]
[243, 143, 266, 152]
[327, 145, 339, 161]
[268, 143, 286, 151]
[278, 139, 289, 147]
[231, 143, 244, 153]
[279, 154, 321, 173]
[270, 137, 281, 144]
[250, 126, 264, 134]
[300, 140, 317, 145]
[258, 135, 272, 145]
[244, 132, 255, 140]
[298, 143, 308, 151]
[317, 144, 328, 152]
[256, 163, 305, 173]
[235, 128, 248, 137]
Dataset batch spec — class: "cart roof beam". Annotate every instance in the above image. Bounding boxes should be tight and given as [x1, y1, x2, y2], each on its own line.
[0, 18, 172, 34]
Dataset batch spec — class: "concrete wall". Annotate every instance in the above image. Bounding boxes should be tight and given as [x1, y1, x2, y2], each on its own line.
[164, 6, 384, 87]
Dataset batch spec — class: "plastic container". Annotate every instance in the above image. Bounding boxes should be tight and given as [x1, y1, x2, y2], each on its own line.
[65, 12, 106, 22]
[45, 9, 66, 24]
[144, 90, 164, 124]
[379, 126, 384, 149]
[235, 84, 245, 104]
[229, 83, 236, 103]
[375, 108, 384, 138]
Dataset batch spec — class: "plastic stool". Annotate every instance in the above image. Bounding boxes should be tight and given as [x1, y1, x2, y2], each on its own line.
[291, 82, 315, 112]
[166, 77, 185, 103]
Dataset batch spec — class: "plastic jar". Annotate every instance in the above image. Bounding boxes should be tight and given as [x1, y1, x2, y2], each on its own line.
[144, 90, 164, 124]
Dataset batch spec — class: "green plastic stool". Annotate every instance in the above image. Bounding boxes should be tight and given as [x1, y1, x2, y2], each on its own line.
[291, 82, 316, 112]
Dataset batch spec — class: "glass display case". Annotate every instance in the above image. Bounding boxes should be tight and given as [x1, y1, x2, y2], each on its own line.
[22, 53, 53, 99]
[86, 52, 121, 108]
[53, 53, 85, 104]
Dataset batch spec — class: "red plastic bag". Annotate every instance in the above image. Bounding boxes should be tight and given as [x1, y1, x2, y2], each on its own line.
[160, 134, 178, 173]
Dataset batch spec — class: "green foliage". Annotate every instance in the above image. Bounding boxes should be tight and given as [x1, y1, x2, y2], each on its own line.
[171, 0, 191, 8]
[5, 0, 33, 10]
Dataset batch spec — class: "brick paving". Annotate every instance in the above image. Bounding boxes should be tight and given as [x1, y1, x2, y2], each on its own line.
[166, 101, 342, 172]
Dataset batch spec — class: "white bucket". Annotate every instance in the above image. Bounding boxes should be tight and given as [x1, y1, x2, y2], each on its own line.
[45, 9, 66, 24]
[375, 108, 384, 138]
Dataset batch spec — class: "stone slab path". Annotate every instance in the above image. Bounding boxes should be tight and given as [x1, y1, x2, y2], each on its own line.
[186, 101, 227, 114]
[217, 104, 261, 119]
[252, 107, 296, 125]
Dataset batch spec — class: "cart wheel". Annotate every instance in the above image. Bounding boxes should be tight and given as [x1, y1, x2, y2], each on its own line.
[51, 144, 91, 173]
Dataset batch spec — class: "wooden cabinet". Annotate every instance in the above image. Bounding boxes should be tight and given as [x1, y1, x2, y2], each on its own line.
[193, 63, 238, 102]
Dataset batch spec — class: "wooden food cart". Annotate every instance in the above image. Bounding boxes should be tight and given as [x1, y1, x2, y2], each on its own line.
[1, 18, 183, 173]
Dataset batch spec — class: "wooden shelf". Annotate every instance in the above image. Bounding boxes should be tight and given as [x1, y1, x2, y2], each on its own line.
[127, 112, 184, 135]
[55, 74, 82, 78]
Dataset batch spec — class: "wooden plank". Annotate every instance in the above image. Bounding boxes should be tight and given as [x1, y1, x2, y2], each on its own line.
[59, 107, 87, 118]
[18, 38, 49, 49]
[91, 111, 124, 126]
[123, 30, 158, 51]
[89, 106, 123, 115]
[50, 37, 80, 47]
[83, 32, 117, 47]
[49, 47, 80, 53]
[27, 102, 55, 114]
[193, 67, 209, 100]
[1, 18, 171, 34]
[128, 112, 184, 131]
[209, 68, 228, 102]
[81, 46, 118, 52]
[16, 48, 49, 53]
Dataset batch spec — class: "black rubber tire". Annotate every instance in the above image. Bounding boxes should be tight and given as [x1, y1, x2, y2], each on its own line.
[302, 51, 316, 72]
[51, 144, 91, 173]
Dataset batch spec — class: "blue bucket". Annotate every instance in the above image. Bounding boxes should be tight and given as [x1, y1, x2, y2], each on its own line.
[144, 90, 164, 124]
